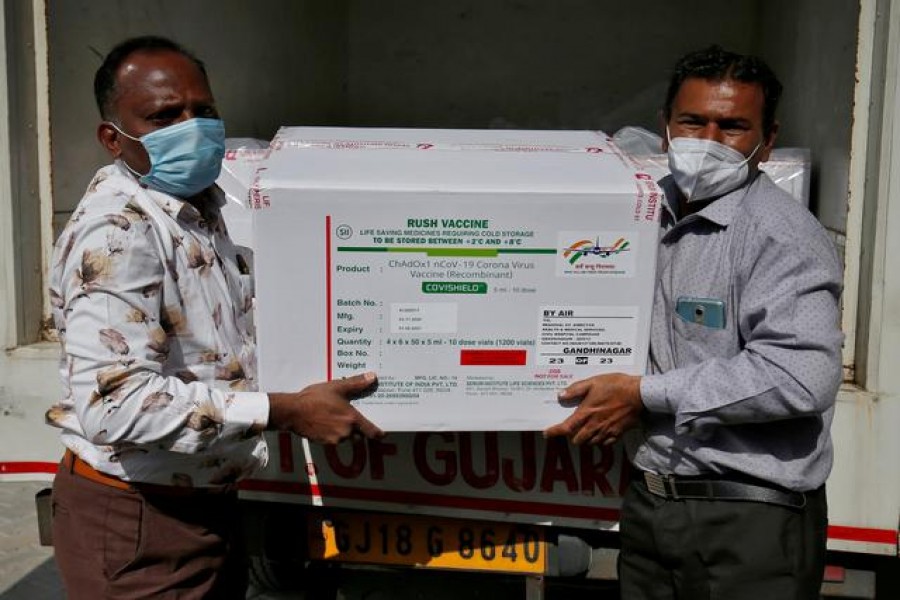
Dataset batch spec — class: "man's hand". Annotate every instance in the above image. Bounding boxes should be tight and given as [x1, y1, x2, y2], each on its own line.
[544, 373, 643, 445]
[267, 372, 384, 444]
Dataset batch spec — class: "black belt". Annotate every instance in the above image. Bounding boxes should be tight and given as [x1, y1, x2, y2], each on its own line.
[641, 471, 807, 509]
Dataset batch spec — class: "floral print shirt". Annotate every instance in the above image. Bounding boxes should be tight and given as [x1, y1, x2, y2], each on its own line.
[48, 162, 269, 488]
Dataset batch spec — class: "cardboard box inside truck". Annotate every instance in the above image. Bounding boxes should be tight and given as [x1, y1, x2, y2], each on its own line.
[251, 127, 661, 431]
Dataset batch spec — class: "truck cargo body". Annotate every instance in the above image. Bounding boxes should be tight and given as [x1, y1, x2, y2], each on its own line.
[0, 1, 897, 596]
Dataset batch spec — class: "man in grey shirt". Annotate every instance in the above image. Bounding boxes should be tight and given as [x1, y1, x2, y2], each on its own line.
[546, 46, 843, 599]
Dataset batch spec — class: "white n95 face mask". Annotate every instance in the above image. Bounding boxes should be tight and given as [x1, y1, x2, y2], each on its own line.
[667, 128, 761, 203]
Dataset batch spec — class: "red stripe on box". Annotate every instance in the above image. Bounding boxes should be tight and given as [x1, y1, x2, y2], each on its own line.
[460, 349, 527, 366]
[326, 215, 333, 381]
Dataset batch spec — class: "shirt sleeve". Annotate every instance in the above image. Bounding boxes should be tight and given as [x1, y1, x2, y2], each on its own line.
[59, 209, 269, 453]
[640, 214, 844, 437]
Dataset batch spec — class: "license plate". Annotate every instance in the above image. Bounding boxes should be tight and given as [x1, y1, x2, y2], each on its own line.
[308, 510, 548, 574]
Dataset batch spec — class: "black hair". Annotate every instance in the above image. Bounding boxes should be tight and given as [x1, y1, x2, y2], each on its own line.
[93, 36, 207, 120]
[664, 45, 783, 138]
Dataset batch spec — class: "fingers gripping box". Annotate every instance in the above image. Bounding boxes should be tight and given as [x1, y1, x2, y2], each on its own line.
[252, 128, 661, 431]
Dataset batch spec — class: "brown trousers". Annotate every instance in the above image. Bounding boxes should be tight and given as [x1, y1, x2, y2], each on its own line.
[52, 463, 248, 599]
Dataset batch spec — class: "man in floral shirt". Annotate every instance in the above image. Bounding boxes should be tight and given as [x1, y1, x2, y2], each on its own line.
[47, 36, 381, 599]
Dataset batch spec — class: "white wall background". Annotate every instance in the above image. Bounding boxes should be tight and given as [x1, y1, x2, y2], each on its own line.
[46, 0, 859, 240]
[47, 0, 348, 226]
[759, 0, 859, 234]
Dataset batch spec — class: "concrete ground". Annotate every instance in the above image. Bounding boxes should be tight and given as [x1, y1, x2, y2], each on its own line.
[0, 481, 603, 600]
[0, 481, 293, 600]
[0, 482, 62, 600]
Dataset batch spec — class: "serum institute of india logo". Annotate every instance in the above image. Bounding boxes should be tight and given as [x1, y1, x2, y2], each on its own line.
[557, 231, 636, 277]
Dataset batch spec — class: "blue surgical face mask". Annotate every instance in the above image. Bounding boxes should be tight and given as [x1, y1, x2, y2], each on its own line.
[109, 118, 226, 198]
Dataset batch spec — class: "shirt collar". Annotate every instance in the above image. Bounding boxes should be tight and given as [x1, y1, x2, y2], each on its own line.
[659, 173, 758, 229]
[113, 159, 224, 226]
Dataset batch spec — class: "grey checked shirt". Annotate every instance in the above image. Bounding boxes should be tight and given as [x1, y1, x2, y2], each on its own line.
[630, 173, 843, 492]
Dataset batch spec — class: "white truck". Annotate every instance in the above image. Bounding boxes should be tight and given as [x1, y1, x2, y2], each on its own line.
[0, 1, 897, 597]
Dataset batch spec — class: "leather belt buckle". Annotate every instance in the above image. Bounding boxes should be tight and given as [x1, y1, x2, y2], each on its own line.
[641, 469, 808, 508]
[643, 471, 671, 498]
[62, 449, 132, 492]
[62, 449, 235, 496]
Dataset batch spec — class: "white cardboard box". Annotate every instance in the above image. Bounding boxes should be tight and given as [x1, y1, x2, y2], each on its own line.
[252, 127, 662, 431]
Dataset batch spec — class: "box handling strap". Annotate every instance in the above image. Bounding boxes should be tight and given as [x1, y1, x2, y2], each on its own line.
[642, 471, 807, 509]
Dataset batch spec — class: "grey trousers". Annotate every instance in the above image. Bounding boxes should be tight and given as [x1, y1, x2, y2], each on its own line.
[618, 477, 828, 600]
[52, 464, 248, 599]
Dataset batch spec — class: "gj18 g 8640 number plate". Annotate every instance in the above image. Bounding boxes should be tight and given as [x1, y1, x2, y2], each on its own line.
[308, 510, 548, 574]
